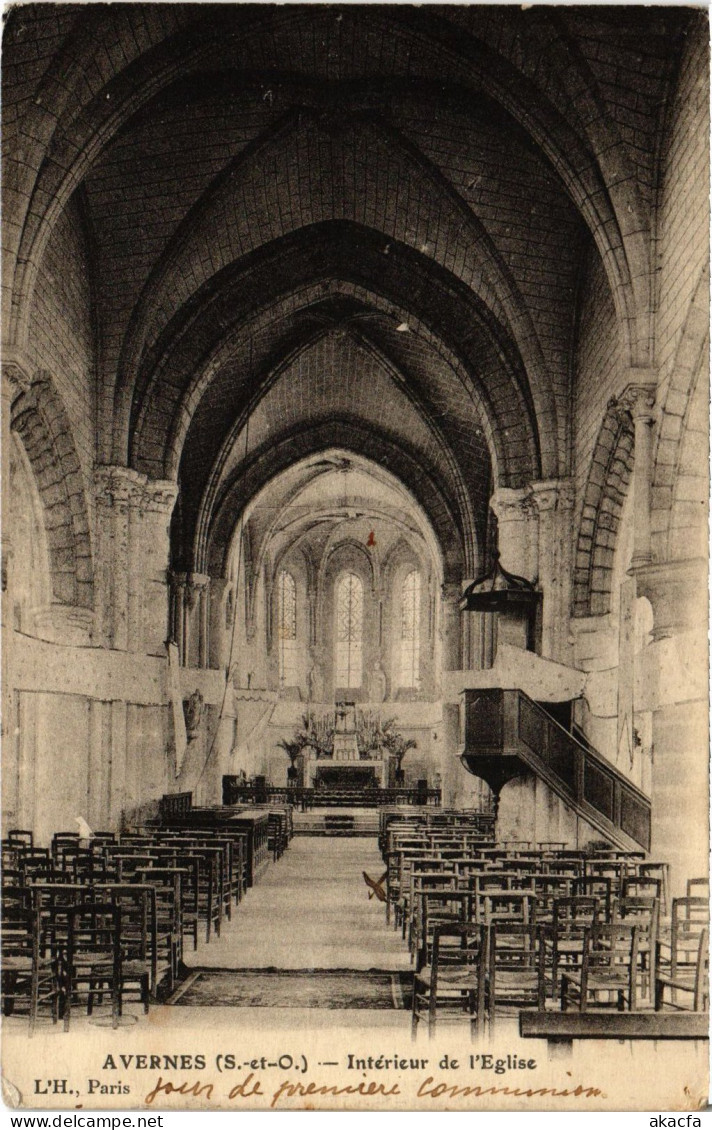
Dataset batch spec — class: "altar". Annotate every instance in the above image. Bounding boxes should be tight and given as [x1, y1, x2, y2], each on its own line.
[303, 751, 388, 788]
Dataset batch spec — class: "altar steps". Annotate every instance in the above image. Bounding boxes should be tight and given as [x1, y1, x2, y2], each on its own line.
[294, 808, 380, 837]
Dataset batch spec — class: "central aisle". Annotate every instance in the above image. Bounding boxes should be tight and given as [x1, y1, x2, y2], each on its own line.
[189, 836, 409, 971]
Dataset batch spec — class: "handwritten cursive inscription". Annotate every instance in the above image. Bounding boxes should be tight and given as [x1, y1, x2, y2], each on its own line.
[143, 1073, 606, 1108]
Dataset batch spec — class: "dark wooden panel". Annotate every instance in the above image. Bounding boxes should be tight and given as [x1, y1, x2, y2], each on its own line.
[583, 761, 615, 822]
[520, 1011, 709, 1040]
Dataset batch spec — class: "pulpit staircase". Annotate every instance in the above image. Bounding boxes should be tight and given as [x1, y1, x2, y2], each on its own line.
[461, 688, 652, 852]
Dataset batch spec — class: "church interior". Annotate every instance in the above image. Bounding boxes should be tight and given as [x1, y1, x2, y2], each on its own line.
[1, 3, 709, 1047]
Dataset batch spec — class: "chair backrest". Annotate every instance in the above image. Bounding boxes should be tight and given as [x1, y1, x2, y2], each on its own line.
[687, 877, 710, 901]
[553, 896, 599, 935]
[573, 876, 612, 920]
[66, 902, 121, 968]
[670, 897, 709, 974]
[415, 890, 474, 967]
[583, 922, 639, 1002]
[483, 891, 536, 927]
[489, 921, 543, 974]
[7, 830, 33, 849]
[693, 927, 710, 1011]
[621, 876, 662, 903]
[431, 922, 488, 977]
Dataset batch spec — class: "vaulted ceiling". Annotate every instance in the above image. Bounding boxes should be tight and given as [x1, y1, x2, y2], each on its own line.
[3, 4, 689, 582]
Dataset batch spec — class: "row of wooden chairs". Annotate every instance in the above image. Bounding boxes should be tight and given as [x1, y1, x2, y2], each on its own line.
[412, 909, 709, 1038]
[1, 820, 283, 1032]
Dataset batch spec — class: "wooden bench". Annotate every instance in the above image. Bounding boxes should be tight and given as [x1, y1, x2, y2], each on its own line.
[519, 1010, 709, 1044]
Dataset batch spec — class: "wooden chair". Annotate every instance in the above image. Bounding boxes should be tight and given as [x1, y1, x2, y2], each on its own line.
[636, 862, 670, 915]
[657, 897, 709, 1003]
[530, 875, 573, 924]
[7, 830, 33, 850]
[412, 923, 489, 1038]
[94, 884, 155, 1002]
[1, 903, 61, 1034]
[481, 890, 536, 928]
[656, 927, 709, 1012]
[488, 922, 546, 1028]
[573, 875, 612, 921]
[621, 875, 662, 907]
[686, 878, 710, 902]
[61, 902, 121, 1031]
[561, 923, 639, 1012]
[134, 867, 184, 983]
[411, 888, 474, 970]
[540, 896, 600, 1001]
[613, 895, 659, 1001]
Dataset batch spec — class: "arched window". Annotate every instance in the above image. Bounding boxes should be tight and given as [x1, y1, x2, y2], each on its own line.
[335, 572, 363, 688]
[278, 570, 298, 686]
[399, 570, 421, 688]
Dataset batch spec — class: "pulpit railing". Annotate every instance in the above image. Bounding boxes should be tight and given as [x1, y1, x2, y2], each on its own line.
[461, 688, 651, 851]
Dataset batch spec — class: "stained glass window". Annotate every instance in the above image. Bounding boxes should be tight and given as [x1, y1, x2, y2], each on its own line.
[278, 570, 298, 686]
[335, 572, 363, 688]
[399, 570, 421, 688]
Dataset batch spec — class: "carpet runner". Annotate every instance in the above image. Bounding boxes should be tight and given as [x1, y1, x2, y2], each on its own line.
[167, 968, 412, 1009]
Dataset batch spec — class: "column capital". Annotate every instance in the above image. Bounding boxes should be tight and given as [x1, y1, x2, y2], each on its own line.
[489, 486, 531, 523]
[616, 379, 656, 423]
[143, 479, 179, 514]
[630, 557, 707, 640]
[528, 477, 575, 514]
[1, 349, 33, 403]
[94, 464, 147, 506]
[95, 467, 178, 514]
[187, 572, 211, 591]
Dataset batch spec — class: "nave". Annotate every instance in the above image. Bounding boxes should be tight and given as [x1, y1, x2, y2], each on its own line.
[2, 800, 708, 1041]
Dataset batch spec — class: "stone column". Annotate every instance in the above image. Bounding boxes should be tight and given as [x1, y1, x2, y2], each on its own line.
[169, 572, 188, 664]
[185, 573, 211, 668]
[529, 478, 575, 662]
[634, 558, 707, 894]
[620, 382, 656, 569]
[95, 468, 177, 653]
[209, 577, 229, 669]
[489, 487, 537, 579]
[139, 479, 179, 655]
[441, 582, 463, 807]
[94, 466, 144, 650]
[1, 353, 32, 755]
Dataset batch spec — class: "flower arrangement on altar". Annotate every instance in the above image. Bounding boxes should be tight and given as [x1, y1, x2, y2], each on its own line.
[277, 710, 417, 765]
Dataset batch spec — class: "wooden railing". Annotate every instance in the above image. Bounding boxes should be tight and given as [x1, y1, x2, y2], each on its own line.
[461, 688, 652, 851]
[158, 791, 193, 820]
[222, 779, 442, 811]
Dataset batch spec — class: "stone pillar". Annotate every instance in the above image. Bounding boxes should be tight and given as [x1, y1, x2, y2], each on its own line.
[185, 573, 210, 668]
[634, 557, 708, 895]
[94, 466, 143, 650]
[139, 480, 179, 655]
[209, 577, 229, 670]
[489, 487, 537, 579]
[108, 699, 128, 830]
[170, 572, 188, 664]
[620, 382, 656, 569]
[87, 699, 107, 830]
[441, 582, 463, 807]
[95, 468, 177, 653]
[529, 478, 575, 662]
[1, 353, 32, 756]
